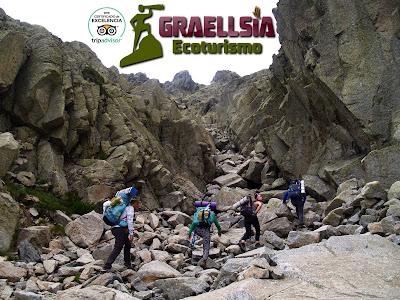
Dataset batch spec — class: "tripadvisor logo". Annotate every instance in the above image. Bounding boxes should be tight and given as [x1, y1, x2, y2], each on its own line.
[88, 7, 126, 44]
[120, 4, 276, 67]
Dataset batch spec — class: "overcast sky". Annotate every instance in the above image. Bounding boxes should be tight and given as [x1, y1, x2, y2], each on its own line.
[1, 0, 281, 85]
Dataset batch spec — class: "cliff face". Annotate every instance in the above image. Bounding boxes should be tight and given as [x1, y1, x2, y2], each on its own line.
[0, 8, 215, 211]
[183, 0, 400, 189]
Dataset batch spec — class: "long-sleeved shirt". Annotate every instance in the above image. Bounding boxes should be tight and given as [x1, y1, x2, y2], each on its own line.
[188, 212, 222, 236]
[103, 201, 135, 236]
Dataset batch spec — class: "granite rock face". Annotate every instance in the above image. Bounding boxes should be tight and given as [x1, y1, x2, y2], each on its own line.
[0, 10, 215, 212]
[178, 0, 400, 191]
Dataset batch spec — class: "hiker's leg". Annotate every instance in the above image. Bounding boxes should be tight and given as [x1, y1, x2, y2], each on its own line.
[297, 200, 304, 225]
[293, 199, 304, 225]
[197, 227, 210, 261]
[105, 227, 125, 267]
[242, 217, 252, 242]
[123, 231, 131, 265]
[252, 215, 261, 242]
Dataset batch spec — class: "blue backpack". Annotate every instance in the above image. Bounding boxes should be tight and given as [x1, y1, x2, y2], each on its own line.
[103, 187, 138, 226]
[193, 206, 215, 226]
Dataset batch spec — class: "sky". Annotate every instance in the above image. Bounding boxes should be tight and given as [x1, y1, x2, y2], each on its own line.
[1, 0, 281, 85]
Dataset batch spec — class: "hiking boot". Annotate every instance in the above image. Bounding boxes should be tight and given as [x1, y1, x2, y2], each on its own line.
[103, 264, 112, 271]
[255, 243, 263, 248]
[198, 259, 207, 269]
[239, 242, 246, 252]
[124, 263, 134, 270]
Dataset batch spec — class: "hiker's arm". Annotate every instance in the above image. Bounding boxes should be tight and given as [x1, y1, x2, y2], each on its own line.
[303, 194, 307, 202]
[213, 218, 222, 234]
[254, 201, 262, 214]
[126, 206, 134, 236]
[103, 200, 111, 213]
[283, 192, 288, 204]
[188, 222, 195, 236]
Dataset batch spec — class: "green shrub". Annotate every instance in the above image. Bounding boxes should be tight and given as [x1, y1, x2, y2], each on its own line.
[51, 225, 65, 236]
[4, 181, 96, 216]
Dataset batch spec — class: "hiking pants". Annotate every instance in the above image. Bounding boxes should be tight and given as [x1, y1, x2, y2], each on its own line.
[105, 227, 131, 267]
[242, 215, 260, 241]
[291, 198, 305, 225]
[196, 226, 211, 261]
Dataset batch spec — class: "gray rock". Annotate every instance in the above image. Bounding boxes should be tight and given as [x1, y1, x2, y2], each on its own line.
[261, 217, 293, 238]
[17, 240, 40, 263]
[56, 285, 140, 299]
[65, 211, 103, 248]
[388, 181, 400, 200]
[54, 210, 72, 227]
[136, 261, 181, 283]
[17, 226, 51, 249]
[360, 181, 387, 201]
[0, 262, 27, 283]
[286, 231, 321, 248]
[0, 132, 19, 178]
[154, 277, 209, 299]
[0, 192, 20, 252]
[361, 145, 400, 189]
[13, 291, 43, 300]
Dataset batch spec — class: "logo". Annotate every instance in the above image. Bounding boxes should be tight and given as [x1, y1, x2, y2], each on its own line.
[253, 6, 261, 19]
[120, 4, 165, 67]
[88, 7, 126, 44]
[97, 25, 117, 36]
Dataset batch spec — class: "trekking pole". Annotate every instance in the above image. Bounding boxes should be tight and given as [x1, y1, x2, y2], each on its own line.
[88, 237, 115, 249]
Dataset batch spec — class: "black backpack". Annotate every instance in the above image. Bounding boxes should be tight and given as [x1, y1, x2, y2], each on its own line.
[240, 196, 254, 217]
[288, 181, 302, 198]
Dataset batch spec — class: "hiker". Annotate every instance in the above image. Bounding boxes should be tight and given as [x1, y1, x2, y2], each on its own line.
[188, 206, 222, 268]
[103, 189, 139, 271]
[238, 194, 263, 251]
[283, 179, 307, 228]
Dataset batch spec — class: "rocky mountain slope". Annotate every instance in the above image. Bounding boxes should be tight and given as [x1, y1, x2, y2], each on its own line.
[0, 8, 216, 214]
[180, 0, 400, 193]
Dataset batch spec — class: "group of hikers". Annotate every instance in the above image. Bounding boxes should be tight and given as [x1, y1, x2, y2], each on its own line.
[102, 178, 306, 271]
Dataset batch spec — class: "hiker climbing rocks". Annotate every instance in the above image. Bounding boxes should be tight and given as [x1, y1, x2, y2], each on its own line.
[234, 194, 263, 251]
[188, 205, 222, 268]
[103, 187, 139, 271]
[283, 178, 307, 228]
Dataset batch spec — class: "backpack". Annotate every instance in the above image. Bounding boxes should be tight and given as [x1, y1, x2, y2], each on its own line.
[103, 196, 128, 226]
[240, 196, 254, 217]
[193, 206, 215, 226]
[288, 181, 302, 198]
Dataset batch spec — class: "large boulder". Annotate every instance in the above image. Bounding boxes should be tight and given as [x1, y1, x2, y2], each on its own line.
[136, 261, 181, 283]
[184, 235, 400, 299]
[0, 193, 20, 252]
[56, 285, 140, 300]
[361, 144, 400, 189]
[0, 132, 19, 178]
[154, 277, 209, 299]
[0, 31, 26, 93]
[17, 226, 51, 249]
[0, 262, 27, 283]
[65, 211, 103, 248]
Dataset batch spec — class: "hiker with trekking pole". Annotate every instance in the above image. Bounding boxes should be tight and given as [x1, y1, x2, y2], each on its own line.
[102, 187, 139, 271]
